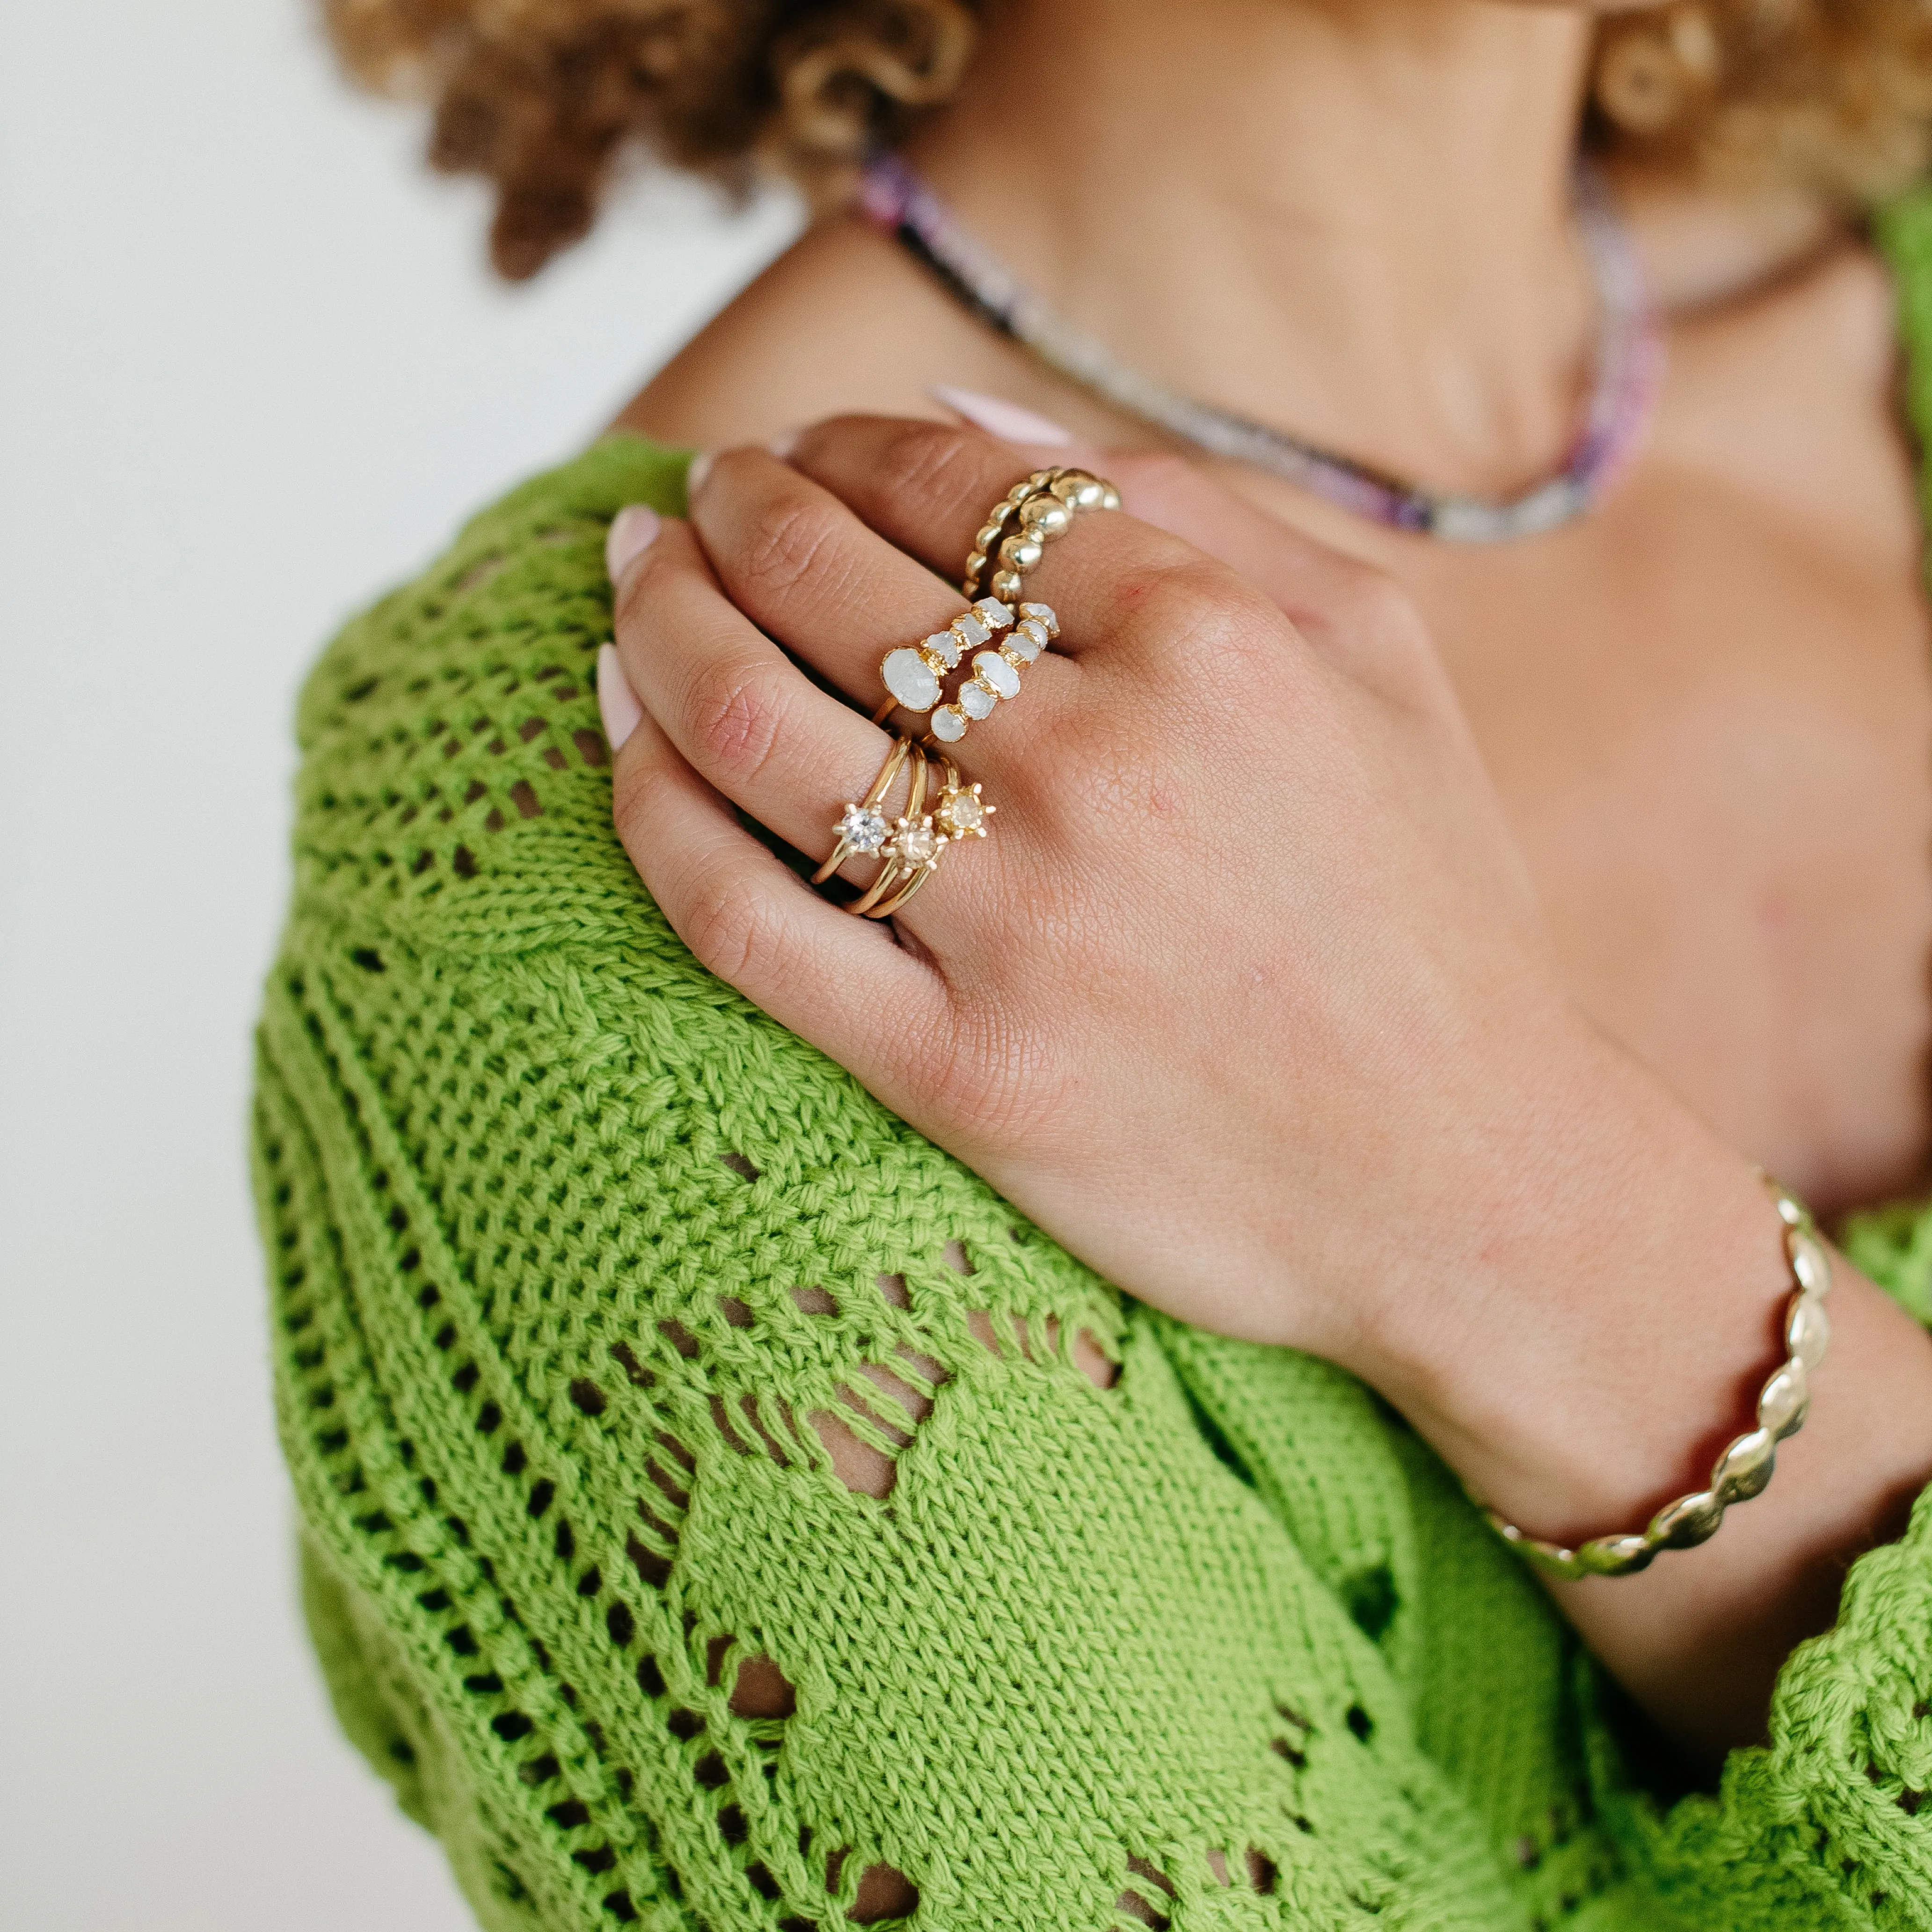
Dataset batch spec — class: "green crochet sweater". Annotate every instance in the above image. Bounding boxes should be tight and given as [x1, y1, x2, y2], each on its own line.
[257, 194, 1932, 1932]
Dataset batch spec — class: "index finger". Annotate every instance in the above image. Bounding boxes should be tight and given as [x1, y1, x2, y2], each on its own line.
[779, 416, 1234, 663]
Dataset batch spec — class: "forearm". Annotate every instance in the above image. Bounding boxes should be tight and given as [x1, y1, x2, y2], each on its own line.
[1375, 1021, 1932, 1761]
[1341, 1007, 1932, 1762]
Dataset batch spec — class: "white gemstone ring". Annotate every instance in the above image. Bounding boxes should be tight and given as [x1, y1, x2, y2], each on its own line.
[873, 598, 1062, 749]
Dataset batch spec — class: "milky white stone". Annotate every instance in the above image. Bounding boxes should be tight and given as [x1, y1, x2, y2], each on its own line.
[953, 611, 992, 649]
[929, 706, 967, 743]
[837, 803, 889, 854]
[972, 598, 1014, 631]
[1006, 621, 1045, 663]
[975, 650, 1021, 699]
[960, 681, 998, 721]
[882, 647, 940, 712]
[1019, 601, 1059, 639]
[922, 630, 962, 670]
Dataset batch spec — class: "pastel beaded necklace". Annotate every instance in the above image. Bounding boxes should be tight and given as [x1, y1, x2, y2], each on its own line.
[858, 152, 1664, 542]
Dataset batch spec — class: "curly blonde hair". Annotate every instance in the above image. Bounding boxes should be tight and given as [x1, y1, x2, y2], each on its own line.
[323, 0, 1932, 279]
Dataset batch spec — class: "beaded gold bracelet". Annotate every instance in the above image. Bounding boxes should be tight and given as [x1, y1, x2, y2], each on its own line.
[1479, 1176, 1832, 1580]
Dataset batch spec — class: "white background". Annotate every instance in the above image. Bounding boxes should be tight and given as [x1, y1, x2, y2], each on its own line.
[0, 3, 795, 1923]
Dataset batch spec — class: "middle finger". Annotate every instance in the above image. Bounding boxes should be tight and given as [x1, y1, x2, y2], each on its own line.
[686, 445, 1082, 738]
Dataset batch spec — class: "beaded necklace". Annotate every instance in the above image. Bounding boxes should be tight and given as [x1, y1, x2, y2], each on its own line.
[858, 152, 1664, 542]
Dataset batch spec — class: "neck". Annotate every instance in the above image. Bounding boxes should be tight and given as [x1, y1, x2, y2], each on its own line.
[906, 0, 1599, 494]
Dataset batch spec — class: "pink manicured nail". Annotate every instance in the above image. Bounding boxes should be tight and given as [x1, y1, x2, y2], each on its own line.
[605, 504, 660, 582]
[597, 644, 643, 754]
[684, 450, 714, 499]
[929, 385, 1075, 447]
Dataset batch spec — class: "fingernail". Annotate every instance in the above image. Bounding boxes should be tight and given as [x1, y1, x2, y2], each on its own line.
[684, 450, 714, 500]
[597, 644, 643, 753]
[929, 385, 1075, 447]
[605, 504, 660, 582]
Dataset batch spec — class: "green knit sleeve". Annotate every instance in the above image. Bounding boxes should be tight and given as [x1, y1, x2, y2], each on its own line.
[255, 432, 1932, 1932]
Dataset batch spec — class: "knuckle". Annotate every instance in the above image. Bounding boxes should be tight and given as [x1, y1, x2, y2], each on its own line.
[675, 863, 787, 986]
[871, 419, 986, 512]
[735, 490, 844, 604]
[608, 745, 665, 848]
[683, 656, 791, 788]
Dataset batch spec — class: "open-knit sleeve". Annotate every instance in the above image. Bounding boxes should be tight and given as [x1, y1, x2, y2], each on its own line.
[255, 434, 1932, 1931]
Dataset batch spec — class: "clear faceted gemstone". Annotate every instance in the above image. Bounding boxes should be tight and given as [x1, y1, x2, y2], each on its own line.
[882, 646, 941, 712]
[972, 597, 1014, 630]
[837, 803, 889, 854]
[929, 705, 967, 743]
[975, 650, 1021, 699]
[1019, 601, 1060, 639]
[953, 611, 992, 649]
[922, 630, 962, 670]
[960, 681, 998, 720]
[895, 821, 940, 866]
[1006, 621, 1045, 663]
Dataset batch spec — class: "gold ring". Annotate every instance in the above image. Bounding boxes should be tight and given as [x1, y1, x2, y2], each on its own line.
[812, 734, 916, 885]
[858, 756, 995, 921]
[963, 467, 1120, 605]
[847, 746, 933, 917]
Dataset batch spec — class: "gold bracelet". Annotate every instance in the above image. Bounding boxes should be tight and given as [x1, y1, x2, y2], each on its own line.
[1478, 1174, 1832, 1580]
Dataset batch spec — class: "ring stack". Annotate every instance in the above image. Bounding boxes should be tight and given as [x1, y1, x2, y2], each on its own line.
[964, 467, 1120, 605]
[818, 736, 996, 919]
[874, 466, 1117, 748]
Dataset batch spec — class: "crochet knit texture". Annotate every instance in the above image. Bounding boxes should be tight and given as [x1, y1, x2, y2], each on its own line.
[256, 197, 1932, 1932]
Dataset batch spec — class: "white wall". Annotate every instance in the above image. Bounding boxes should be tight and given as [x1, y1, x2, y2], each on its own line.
[0, 4, 796, 1924]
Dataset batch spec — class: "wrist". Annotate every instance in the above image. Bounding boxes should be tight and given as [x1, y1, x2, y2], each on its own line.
[1336, 1012, 1794, 1544]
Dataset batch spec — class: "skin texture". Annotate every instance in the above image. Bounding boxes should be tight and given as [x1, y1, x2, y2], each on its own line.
[599, 0, 1932, 1760]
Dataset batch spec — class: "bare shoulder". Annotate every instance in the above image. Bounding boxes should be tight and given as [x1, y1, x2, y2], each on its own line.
[610, 213, 1047, 451]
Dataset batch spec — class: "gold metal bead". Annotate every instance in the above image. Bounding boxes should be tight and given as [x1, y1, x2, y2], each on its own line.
[1019, 495, 1074, 540]
[1000, 532, 1044, 571]
[1477, 1177, 1834, 1581]
[990, 568, 1026, 602]
[976, 521, 1008, 552]
[964, 550, 989, 583]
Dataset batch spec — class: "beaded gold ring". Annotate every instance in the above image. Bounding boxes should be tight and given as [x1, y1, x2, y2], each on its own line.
[1476, 1174, 1832, 1581]
[964, 467, 1121, 605]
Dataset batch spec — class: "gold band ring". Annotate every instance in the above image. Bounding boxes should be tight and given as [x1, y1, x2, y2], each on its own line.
[812, 733, 917, 885]
[846, 747, 933, 917]
[861, 757, 995, 920]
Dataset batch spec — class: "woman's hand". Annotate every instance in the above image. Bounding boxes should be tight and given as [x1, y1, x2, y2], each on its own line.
[603, 417, 1932, 1756]
[604, 417, 1589, 1364]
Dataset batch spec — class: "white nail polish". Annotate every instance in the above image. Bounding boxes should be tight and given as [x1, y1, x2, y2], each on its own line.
[597, 644, 643, 754]
[684, 450, 714, 500]
[929, 385, 1076, 447]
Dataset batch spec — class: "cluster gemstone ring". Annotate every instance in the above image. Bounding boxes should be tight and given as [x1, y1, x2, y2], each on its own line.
[872, 467, 1115, 749]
